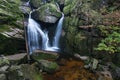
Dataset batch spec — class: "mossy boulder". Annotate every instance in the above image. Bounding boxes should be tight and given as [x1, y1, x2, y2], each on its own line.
[37, 60, 59, 73]
[7, 64, 43, 80]
[30, 0, 43, 8]
[0, 0, 22, 23]
[31, 51, 59, 60]
[0, 0, 25, 55]
[32, 3, 62, 23]
[62, 0, 102, 55]
[0, 0, 24, 37]
[19, 6, 31, 14]
[0, 56, 10, 67]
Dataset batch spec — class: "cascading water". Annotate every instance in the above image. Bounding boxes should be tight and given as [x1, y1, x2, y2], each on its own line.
[27, 11, 41, 54]
[53, 13, 64, 48]
[25, 0, 30, 6]
[27, 4, 64, 54]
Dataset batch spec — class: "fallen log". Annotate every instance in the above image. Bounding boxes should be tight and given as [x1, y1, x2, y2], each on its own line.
[31, 50, 59, 61]
[33, 50, 59, 56]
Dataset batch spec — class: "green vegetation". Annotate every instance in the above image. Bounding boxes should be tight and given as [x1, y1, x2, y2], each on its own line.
[95, 26, 120, 54]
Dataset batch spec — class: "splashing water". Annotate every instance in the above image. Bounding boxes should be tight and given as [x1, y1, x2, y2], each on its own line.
[27, 11, 64, 54]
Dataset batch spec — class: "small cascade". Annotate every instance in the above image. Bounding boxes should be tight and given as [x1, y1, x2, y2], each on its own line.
[25, 0, 30, 6]
[56, 3, 61, 11]
[27, 11, 41, 54]
[27, 4, 64, 54]
[53, 13, 64, 49]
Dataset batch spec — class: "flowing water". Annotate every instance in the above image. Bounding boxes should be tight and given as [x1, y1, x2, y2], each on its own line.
[27, 11, 64, 54]
[53, 13, 64, 48]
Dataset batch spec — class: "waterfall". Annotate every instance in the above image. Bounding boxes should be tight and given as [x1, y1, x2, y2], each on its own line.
[25, 0, 30, 6]
[27, 11, 64, 54]
[27, 11, 40, 54]
[53, 13, 64, 48]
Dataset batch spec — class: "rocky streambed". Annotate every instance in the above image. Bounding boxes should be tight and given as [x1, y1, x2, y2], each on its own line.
[1, 52, 118, 80]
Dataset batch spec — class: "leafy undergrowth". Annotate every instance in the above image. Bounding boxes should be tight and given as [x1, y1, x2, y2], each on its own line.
[43, 58, 97, 80]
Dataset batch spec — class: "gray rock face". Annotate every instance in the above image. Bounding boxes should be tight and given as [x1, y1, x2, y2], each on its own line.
[19, 6, 31, 14]
[42, 15, 58, 23]
[31, 3, 61, 23]
[1, 28, 24, 39]
[0, 66, 9, 72]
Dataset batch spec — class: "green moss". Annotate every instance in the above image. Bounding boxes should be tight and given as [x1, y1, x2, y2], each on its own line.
[0, 25, 11, 32]
[30, 0, 43, 8]
[21, 64, 43, 80]
[63, 0, 78, 15]
[38, 3, 61, 18]
[31, 52, 58, 60]
[0, 57, 10, 66]
[38, 60, 59, 73]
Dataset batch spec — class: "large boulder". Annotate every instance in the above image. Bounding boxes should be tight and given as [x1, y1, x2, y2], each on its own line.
[7, 64, 43, 80]
[31, 3, 62, 23]
[0, 0, 25, 55]
[30, 0, 43, 8]
[30, 0, 54, 9]
[61, 0, 102, 55]
[0, 56, 10, 67]
[37, 60, 59, 73]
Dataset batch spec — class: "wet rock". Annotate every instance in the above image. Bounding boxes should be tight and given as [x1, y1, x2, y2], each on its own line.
[0, 56, 10, 67]
[19, 6, 31, 14]
[31, 3, 61, 23]
[37, 60, 59, 73]
[0, 66, 9, 72]
[0, 74, 6, 80]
